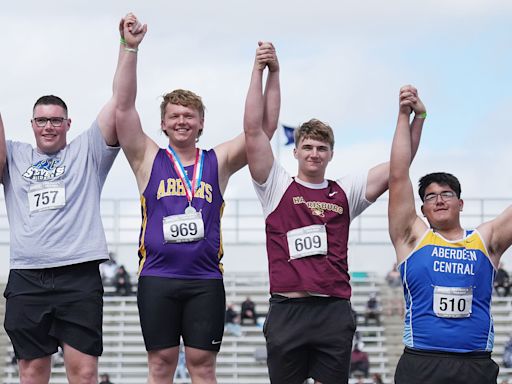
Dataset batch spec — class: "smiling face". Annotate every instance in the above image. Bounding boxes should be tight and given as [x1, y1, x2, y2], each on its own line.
[420, 182, 464, 230]
[161, 103, 204, 147]
[31, 104, 71, 154]
[294, 137, 333, 183]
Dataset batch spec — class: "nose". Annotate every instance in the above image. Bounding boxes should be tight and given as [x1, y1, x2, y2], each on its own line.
[177, 115, 186, 124]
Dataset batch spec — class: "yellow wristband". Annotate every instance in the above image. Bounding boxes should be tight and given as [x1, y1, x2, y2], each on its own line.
[415, 112, 427, 119]
[124, 47, 138, 53]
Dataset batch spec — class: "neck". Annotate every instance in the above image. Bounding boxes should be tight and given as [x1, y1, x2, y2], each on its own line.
[296, 170, 326, 184]
[432, 224, 464, 240]
[168, 143, 197, 165]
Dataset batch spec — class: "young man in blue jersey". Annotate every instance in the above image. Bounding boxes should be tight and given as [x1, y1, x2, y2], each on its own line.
[388, 85, 512, 384]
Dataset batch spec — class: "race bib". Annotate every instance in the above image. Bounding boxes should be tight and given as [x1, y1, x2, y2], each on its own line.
[163, 211, 204, 243]
[286, 224, 327, 260]
[28, 182, 66, 213]
[433, 286, 472, 318]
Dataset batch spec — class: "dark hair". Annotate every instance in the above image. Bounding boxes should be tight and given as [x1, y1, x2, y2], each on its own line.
[33, 95, 68, 117]
[418, 172, 461, 201]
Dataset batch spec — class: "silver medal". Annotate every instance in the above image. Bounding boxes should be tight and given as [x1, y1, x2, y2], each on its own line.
[185, 205, 197, 214]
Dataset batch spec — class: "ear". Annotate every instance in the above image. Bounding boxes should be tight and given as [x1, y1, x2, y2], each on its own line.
[160, 120, 168, 136]
[420, 205, 425, 216]
[293, 147, 298, 159]
[459, 199, 464, 212]
[66, 118, 72, 131]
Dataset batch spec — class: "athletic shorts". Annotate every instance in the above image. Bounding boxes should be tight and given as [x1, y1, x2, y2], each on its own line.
[137, 276, 225, 352]
[395, 347, 499, 384]
[263, 294, 356, 384]
[4, 261, 104, 360]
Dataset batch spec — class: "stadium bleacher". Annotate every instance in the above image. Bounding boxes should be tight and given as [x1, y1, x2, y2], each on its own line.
[3, 272, 512, 383]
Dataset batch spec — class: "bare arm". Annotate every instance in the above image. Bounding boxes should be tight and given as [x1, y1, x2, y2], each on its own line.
[217, 42, 280, 190]
[241, 43, 277, 185]
[366, 89, 426, 202]
[0, 113, 6, 183]
[478, 203, 512, 266]
[114, 14, 158, 192]
[388, 86, 428, 260]
[96, 19, 125, 147]
[261, 43, 280, 140]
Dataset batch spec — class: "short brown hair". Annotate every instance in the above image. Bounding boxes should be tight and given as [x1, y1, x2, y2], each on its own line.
[294, 119, 335, 149]
[160, 89, 205, 120]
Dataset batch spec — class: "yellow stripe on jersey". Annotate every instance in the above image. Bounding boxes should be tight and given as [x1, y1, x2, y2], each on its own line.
[218, 201, 225, 275]
[414, 230, 489, 256]
[138, 195, 149, 275]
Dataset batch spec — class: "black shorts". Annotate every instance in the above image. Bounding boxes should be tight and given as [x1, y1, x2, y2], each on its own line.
[137, 276, 225, 352]
[264, 294, 355, 384]
[395, 347, 499, 384]
[4, 261, 104, 360]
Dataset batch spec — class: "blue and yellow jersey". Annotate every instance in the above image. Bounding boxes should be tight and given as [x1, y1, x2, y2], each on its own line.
[399, 229, 496, 353]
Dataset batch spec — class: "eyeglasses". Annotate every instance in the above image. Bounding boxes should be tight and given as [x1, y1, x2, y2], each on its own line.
[32, 117, 68, 127]
[424, 191, 456, 203]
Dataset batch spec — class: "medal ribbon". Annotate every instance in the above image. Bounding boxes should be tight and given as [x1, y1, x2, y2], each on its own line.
[165, 146, 204, 203]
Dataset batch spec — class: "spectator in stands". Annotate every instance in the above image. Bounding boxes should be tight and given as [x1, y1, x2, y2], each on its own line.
[372, 373, 384, 384]
[504, 335, 512, 368]
[114, 265, 133, 296]
[225, 303, 242, 337]
[100, 252, 119, 286]
[51, 347, 64, 367]
[174, 344, 188, 379]
[99, 373, 114, 384]
[385, 263, 404, 316]
[386, 262, 401, 288]
[495, 262, 510, 297]
[241, 296, 258, 325]
[364, 293, 381, 326]
[388, 85, 510, 384]
[350, 343, 369, 378]
[115, 16, 280, 383]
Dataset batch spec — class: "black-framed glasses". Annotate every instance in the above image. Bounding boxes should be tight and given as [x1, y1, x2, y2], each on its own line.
[424, 191, 456, 203]
[32, 117, 68, 127]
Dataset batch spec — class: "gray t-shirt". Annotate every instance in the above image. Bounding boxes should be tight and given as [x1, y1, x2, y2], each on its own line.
[2, 120, 119, 269]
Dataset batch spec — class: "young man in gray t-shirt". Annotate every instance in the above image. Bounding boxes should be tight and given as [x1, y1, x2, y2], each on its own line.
[0, 13, 139, 384]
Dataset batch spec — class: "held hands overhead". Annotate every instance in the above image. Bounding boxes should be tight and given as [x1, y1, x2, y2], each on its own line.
[399, 85, 426, 117]
[255, 41, 279, 72]
[119, 12, 147, 49]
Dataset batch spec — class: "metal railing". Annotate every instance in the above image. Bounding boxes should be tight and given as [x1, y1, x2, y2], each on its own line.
[0, 197, 509, 247]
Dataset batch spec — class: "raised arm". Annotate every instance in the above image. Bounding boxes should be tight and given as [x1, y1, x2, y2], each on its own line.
[216, 42, 280, 191]
[478, 206, 512, 266]
[261, 43, 281, 140]
[0, 113, 6, 182]
[242, 42, 278, 185]
[115, 14, 158, 191]
[365, 87, 426, 202]
[388, 85, 428, 260]
[96, 18, 127, 146]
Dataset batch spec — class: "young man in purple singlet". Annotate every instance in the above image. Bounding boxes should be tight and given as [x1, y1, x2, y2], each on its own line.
[115, 14, 280, 383]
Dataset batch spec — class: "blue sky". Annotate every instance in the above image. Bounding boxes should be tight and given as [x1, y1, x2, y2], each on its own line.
[1, 0, 511, 199]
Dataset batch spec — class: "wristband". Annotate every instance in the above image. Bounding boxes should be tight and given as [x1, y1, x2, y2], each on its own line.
[415, 111, 427, 119]
[124, 47, 138, 53]
[120, 37, 127, 46]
